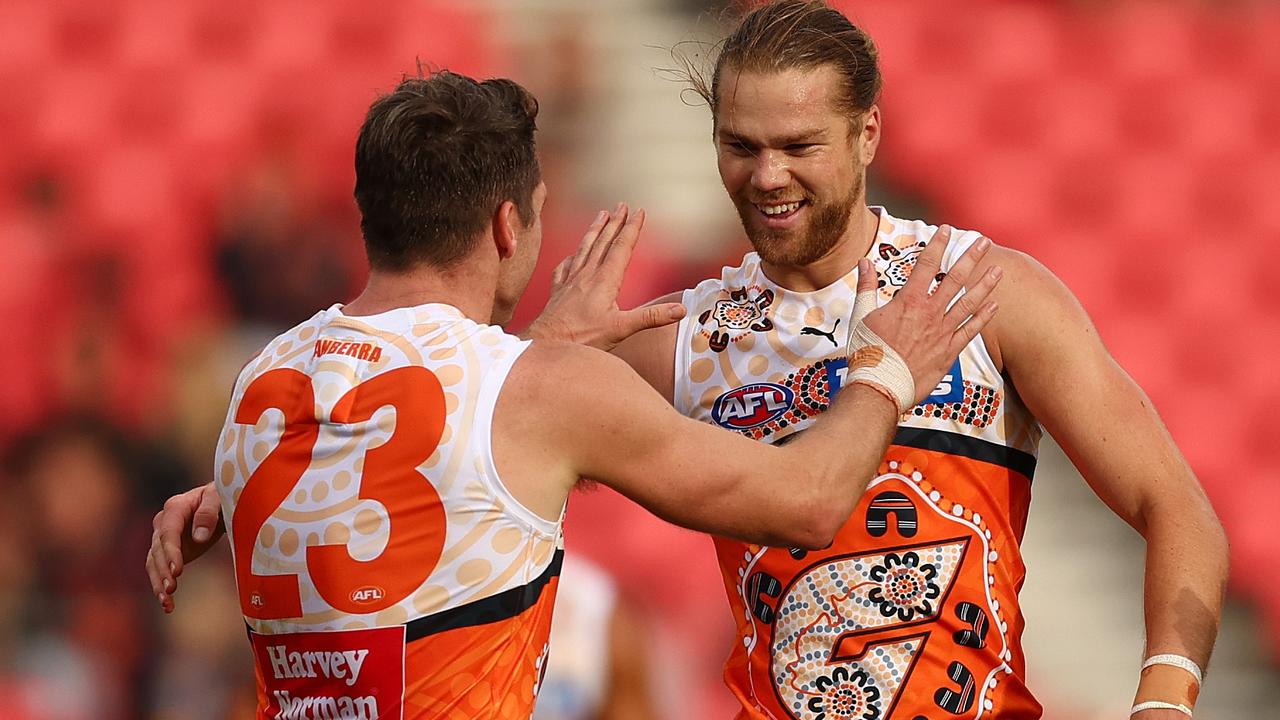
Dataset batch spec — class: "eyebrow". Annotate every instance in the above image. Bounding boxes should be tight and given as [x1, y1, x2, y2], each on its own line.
[716, 128, 828, 147]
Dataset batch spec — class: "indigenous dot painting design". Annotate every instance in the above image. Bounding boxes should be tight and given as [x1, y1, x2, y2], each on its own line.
[876, 239, 927, 295]
[697, 285, 776, 353]
[217, 304, 563, 720]
[759, 462, 1016, 720]
[673, 208, 1044, 719]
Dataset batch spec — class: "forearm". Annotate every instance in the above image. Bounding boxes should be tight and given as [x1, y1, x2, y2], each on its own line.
[781, 384, 899, 541]
[1132, 499, 1229, 715]
[1141, 510, 1227, 664]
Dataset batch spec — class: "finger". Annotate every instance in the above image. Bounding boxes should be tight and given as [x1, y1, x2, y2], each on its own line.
[567, 210, 610, 277]
[616, 301, 686, 338]
[850, 258, 878, 323]
[902, 225, 952, 297]
[942, 265, 1002, 327]
[855, 258, 876, 294]
[160, 592, 174, 614]
[146, 549, 166, 598]
[191, 485, 222, 544]
[599, 208, 646, 281]
[949, 301, 999, 356]
[585, 203, 630, 270]
[552, 256, 571, 286]
[933, 236, 991, 307]
[158, 504, 187, 579]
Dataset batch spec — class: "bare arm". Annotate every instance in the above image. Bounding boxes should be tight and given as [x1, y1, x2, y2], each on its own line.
[509, 340, 897, 548]
[988, 248, 1228, 716]
[609, 292, 681, 401]
[511, 229, 1002, 548]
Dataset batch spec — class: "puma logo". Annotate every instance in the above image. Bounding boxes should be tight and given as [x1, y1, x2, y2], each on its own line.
[800, 318, 840, 347]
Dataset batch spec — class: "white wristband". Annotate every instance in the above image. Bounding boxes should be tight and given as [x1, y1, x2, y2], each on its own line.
[1131, 700, 1193, 717]
[1142, 654, 1203, 685]
[844, 288, 915, 414]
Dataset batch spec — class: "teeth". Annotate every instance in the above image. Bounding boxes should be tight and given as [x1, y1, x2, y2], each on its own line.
[760, 201, 801, 216]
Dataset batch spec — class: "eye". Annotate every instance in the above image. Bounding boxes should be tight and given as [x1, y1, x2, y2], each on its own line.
[786, 143, 817, 155]
[723, 141, 752, 156]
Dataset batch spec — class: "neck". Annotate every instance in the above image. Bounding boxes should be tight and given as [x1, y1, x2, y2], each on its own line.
[759, 204, 880, 292]
[342, 261, 498, 324]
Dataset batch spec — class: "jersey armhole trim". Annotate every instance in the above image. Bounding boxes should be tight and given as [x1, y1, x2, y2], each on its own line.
[472, 339, 561, 538]
[672, 287, 698, 416]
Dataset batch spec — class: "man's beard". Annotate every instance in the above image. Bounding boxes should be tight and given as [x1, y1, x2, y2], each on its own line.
[738, 175, 861, 267]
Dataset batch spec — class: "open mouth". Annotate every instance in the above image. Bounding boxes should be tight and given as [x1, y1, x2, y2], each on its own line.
[753, 199, 808, 223]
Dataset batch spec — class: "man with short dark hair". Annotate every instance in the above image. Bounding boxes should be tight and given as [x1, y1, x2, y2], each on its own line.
[146, 67, 998, 719]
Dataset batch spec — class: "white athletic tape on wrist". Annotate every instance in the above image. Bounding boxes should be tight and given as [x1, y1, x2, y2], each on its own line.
[1130, 700, 1193, 717]
[1142, 654, 1203, 685]
[845, 287, 915, 414]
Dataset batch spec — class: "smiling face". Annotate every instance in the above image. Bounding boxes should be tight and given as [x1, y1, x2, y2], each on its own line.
[715, 65, 879, 267]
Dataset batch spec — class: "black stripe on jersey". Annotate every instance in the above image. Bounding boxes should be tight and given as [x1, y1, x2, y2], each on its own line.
[893, 427, 1037, 480]
[404, 548, 565, 643]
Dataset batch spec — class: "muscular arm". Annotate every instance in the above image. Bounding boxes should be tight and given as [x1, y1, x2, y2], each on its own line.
[986, 248, 1228, 709]
[610, 291, 681, 402]
[502, 340, 899, 549]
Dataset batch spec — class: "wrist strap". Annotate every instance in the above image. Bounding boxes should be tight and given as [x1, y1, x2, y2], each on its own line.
[1131, 700, 1193, 717]
[845, 288, 915, 414]
[1142, 654, 1203, 685]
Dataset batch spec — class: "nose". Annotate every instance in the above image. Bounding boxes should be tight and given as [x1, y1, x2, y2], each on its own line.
[750, 150, 791, 194]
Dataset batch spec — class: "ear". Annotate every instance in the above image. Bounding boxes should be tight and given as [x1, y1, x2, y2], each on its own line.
[859, 105, 882, 166]
[492, 199, 519, 261]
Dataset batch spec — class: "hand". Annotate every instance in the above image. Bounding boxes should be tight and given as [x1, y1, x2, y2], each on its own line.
[524, 203, 686, 351]
[145, 482, 224, 613]
[861, 225, 1002, 405]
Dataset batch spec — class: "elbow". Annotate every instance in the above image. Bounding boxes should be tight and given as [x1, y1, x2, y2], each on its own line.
[774, 480, 845, 550]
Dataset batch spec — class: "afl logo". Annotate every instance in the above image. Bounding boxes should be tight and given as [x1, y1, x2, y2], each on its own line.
[712, 383, 794, 430]
[350, 586, 385, 605]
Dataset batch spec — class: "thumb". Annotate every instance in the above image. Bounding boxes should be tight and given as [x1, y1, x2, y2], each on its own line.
[851, 258, 877, 323]
[618, 303, 687, 339]
[191, 486, 222, 543]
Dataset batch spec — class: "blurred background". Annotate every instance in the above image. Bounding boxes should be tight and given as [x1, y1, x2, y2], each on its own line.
[1, 0, 1277, 718]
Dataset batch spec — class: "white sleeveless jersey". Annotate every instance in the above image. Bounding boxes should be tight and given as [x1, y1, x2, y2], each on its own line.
[215, 302, 563, 720]
[674, 208, 1045, 719]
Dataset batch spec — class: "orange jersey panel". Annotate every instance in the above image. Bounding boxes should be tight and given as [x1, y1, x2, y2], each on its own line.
[716, 446, 1040, 720]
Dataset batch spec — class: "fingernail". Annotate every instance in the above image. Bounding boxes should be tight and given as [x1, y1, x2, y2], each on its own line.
[193, 527, 211, 543]
[977, 237, 990, 250]
[991, 266, 1003, 279]
[163, 578, 172, 592]
[169, 562, 175, 574]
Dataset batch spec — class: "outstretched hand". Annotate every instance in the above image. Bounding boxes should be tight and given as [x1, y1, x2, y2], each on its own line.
[145, 481, 224, 613]
[524, 203, 686, 351]
[860, 225, 1002, 406]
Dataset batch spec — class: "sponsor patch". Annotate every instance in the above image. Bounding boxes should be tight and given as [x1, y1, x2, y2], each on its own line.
[252, 626, 405, 720]
[711, 383, 794, 430]
[921, 359, 965, 407]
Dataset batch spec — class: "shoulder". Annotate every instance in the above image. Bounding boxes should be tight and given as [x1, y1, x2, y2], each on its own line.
[979, 244, 1095, 369]
[882, 211, 987, 272]
[505, 340, 637, 408]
